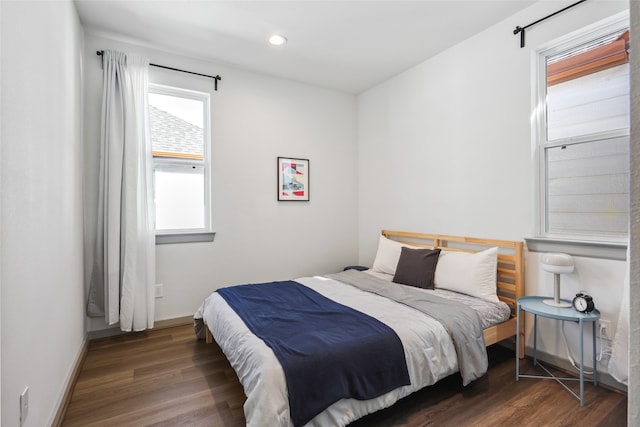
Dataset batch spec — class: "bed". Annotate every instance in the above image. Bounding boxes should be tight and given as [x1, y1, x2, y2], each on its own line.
[196, 230, 525, 427]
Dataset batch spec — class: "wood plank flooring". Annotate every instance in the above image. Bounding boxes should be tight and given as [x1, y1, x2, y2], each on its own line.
[62, 324, 627, 427]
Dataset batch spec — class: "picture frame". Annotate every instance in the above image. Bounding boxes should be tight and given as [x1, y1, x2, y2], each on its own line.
[277, 157, 309, 201]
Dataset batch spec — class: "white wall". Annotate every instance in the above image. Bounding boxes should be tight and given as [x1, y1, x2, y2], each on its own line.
[0, 2, 3, 421]
[0, 1, 86, 426]
[629, 0, 639, 422]
[357, 0, 628, 381]
[83, 34, 359, 330]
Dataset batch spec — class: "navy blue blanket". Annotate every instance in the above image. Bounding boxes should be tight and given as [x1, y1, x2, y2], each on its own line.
[217, 280, 410, 427]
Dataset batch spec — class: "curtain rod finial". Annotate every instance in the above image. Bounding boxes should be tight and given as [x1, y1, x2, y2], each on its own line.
[513, 26, 522, 35]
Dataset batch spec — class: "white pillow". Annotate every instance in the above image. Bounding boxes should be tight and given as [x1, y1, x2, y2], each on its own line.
[434, 247, 499, 303]
[371, 235, 412, 275]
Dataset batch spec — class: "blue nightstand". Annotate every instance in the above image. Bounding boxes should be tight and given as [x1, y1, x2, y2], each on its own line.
[516, 296, 600, 406]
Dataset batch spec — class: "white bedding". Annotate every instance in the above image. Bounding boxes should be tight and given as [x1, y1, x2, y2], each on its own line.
[202, 275, 464, 427]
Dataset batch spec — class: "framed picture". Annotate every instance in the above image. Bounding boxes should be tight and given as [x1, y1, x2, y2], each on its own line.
[277, 157, 309, 201]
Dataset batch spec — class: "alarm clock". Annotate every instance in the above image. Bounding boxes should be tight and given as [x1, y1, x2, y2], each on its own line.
[572, 291, 595, 313]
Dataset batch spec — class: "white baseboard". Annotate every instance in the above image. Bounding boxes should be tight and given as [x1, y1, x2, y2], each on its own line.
[87, 315, 194, 340]
[50, 336, 89, 427]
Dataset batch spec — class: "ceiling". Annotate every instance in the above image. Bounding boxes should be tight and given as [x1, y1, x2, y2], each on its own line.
[74, 1, 536, 94]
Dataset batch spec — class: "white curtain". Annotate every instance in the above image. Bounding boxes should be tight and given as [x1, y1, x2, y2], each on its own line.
[608, 244, 630, 385]
[87, 50, 156, 332]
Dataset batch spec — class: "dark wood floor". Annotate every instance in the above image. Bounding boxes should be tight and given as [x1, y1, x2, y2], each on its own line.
[62, 324, 627, 427]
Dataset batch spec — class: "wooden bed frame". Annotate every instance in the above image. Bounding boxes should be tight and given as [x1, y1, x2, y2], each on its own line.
[381, 230, 525, 358]
[206, 230, 525, 358]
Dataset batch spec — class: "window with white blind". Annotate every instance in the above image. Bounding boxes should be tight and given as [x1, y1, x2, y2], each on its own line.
[536, 17, 630, 243]
[148, 84, 212, 239]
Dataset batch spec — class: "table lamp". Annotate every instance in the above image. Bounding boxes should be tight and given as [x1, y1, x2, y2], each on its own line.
[541, 252, 574, 307]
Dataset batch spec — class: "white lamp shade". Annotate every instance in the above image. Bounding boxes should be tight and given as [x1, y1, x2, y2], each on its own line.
[541, 252, 574, 274]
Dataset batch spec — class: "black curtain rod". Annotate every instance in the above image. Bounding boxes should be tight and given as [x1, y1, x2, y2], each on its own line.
[513, 0, 588, 48]
[97, 50, 221, 91]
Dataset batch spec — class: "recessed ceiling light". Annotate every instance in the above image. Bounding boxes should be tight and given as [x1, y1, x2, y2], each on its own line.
[269, 34, 288, 46]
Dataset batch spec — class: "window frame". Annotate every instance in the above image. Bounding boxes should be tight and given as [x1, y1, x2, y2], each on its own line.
[148, 83, 213, 242]
[532, 12, 630, 250]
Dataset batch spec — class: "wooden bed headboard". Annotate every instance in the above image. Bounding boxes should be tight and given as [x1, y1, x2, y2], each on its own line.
[381, 230, 525, 355]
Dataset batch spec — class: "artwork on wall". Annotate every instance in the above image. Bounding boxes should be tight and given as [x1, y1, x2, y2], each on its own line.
[278, 157, 309, 201]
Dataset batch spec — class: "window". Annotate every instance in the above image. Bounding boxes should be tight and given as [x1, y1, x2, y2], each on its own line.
[148, 84, 211, 239]
[535, 16, 629, 243]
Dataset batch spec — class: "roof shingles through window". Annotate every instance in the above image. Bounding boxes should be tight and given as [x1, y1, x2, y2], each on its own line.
[149, 105, 203, 158]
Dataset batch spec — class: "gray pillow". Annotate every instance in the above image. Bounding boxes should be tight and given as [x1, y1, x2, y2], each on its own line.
[392, 247, 441, 289]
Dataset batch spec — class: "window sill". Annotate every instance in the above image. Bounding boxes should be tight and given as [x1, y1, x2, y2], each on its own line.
[156, 232, 216, 245]
[525, 237, 627, 261]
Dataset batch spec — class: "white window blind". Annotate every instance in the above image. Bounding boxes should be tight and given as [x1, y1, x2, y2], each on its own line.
[154, 164, 206, 231]
[547, 64, 629, 141]
[545, 136, 629, 237]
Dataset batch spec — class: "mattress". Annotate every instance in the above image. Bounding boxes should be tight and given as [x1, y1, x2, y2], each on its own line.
[200, 273, 511, 426]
